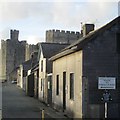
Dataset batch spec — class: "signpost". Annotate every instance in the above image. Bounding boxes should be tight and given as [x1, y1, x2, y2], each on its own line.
[98, 77, 115, 119]
[101, 90, 112, 119]
[98, 77, 116, 89]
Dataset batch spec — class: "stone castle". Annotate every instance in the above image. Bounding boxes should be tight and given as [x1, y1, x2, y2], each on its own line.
[0, 24, 94, 80]
[1, 30, 26, 80]
[46, 24, 94, 43]
[46, 29, 81, 44]
[0, 30, 38, 80]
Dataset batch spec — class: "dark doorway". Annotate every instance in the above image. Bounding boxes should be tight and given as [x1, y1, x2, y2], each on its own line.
[36, 69, 39, 98]
[63, 72, 66, 111]
[34, 69, 39, 98]
[47, 75, 52, 106]
[27, 73, 34, 97]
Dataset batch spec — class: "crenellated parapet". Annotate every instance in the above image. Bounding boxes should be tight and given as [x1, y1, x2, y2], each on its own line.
[46, 29, 81, 44]
[10, 29, 19, 41]
[46, 29, 80, 35]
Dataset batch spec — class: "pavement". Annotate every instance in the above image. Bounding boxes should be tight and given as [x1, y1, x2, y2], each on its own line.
[2, 81, 71, 119]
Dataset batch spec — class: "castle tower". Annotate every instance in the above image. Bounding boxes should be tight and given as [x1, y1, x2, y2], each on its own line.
[1, 40, 7, 80]
[25, 43, 39, 61]
[10, 29, 19, 41]
[1, 30, 26, 80]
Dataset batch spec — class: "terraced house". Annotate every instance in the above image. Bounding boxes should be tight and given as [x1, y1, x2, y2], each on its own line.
[50, 16, 120, 118]
[38, 42, 69, 105]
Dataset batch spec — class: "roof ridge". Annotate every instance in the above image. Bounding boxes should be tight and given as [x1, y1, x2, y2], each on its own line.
[50, 16, 120, 61]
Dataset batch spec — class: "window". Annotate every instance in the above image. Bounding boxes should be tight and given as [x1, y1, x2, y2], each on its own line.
[23, 70, 27, 77]
[56, 75, 59, 95]
[41, 60, 43, 72]
[41, 79, 43, 91]
[117, 33, 120, 53]
[48, 76, 52, 90]
[70, 73, 74, 100]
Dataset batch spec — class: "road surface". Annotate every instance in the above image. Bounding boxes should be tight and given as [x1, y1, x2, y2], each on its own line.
[2, 81, 50, 119]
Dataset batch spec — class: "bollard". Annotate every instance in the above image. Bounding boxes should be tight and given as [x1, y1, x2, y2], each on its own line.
[42, 109, 44, 120]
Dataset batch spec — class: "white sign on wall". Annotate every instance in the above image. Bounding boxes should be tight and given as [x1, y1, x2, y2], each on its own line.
[98, 77, 116, 89]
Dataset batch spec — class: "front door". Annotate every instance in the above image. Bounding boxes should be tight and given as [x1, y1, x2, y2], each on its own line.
[36, 69, 39, 98]
[63, 72, 66, 111]
[47, 75, 52, 106]
[28, 73, 34, 97]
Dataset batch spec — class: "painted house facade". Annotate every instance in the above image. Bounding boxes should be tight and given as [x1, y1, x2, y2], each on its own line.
[17, 59, 32, 90]
[17, 51, 38, 90]
[50, 16, 120, 118]
[25, 51, 39, 97]
[30, 62, 39, 98]
[38, 43, 69, 105]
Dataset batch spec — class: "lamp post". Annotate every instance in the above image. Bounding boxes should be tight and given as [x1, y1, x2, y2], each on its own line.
[105, 101, 107, 118]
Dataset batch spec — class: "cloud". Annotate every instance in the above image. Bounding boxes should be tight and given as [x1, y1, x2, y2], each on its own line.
[0, 1, 119, 44]
[51, 2, 118, 30]
[0, 1, 118, 22]
[118, 3, 119, 17]
[0, 3, 28, 21]
[0, 2, 53, 22]
[26, 35, 44, 44]
[0, 27, 11, 39]
[0, 2, 118, 25]
[0, 0, 119, 2]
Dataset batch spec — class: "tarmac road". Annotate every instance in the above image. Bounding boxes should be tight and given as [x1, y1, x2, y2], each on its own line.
[2, 81, 50, 119]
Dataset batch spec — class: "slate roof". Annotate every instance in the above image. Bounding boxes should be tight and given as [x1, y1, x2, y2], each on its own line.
[50, 16, 120, 61]
[22, 59, 32, 70]
[38, 42, 69, 58]
[31, 61, 39, 72]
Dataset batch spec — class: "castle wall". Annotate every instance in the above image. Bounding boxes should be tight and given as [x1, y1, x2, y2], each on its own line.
[46, 30, 81, 44]
[1, 40, 7, 80]
[1, 30, 27, 80]
[0, 48, 3, 80]
[25, 44, 39, 61]
[6, 40, 26, 80]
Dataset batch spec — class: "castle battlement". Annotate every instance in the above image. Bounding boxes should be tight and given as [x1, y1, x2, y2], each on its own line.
[46, 29, 81, 44]
[46, 29, 80, 35]
[10, 29, 19, 40]
[20, 40, 27, 43]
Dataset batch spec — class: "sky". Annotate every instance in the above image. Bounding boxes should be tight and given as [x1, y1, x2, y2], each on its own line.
[0, 0, 119, 45]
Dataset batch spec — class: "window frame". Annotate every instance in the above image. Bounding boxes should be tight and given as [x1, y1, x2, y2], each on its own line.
[70, 73, 74, 100]
[41, 60, 43, 72]
[41, 79, 43, 91]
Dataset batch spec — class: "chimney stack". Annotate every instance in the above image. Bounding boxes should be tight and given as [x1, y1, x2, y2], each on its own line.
[82, 24, 95, 37]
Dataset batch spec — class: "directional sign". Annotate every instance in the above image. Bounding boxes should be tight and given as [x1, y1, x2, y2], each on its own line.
[98, 77, 116, 89]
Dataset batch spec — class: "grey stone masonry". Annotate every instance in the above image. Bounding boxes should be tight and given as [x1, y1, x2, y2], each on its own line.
[46, 29, 81, 44]
[1, 30, 26, 80]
